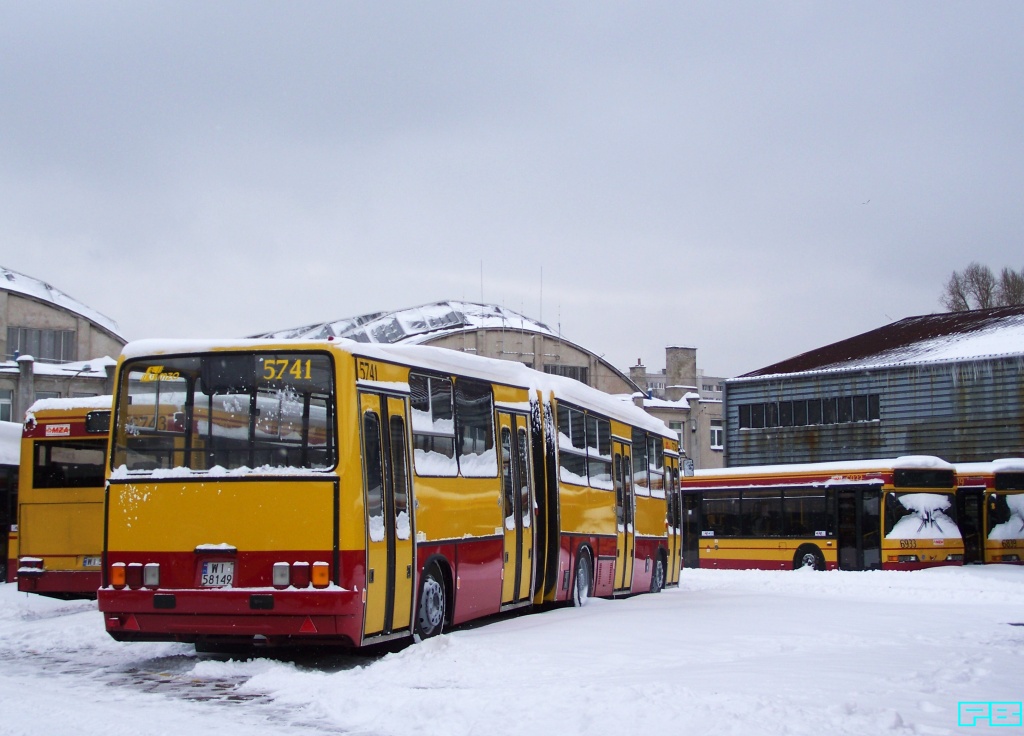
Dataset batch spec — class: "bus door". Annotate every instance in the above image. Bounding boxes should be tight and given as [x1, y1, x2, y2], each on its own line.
[837, 487, 881, 571]
[666, 459, 681, 583]
[359, 393, 415, 637]
[681, 492, 701, 568]
[614, 441, 634, 591]
[499, 412, 534, 605]
[956, 487, 984, 564]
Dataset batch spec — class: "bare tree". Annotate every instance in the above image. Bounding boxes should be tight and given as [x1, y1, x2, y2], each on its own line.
[941, 270, 970, 311]
[942, 262, 1024, 311]
[997, 267, 1024, 306]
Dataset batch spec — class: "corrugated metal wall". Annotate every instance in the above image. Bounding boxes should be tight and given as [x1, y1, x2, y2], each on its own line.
[724, 357, 1024, 466]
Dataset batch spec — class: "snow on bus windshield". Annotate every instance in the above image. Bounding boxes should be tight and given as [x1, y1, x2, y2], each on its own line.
[884, 492, 961, 539]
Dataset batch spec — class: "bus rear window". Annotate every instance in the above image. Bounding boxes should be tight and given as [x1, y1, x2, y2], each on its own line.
[34, 440, 106, 488]
[113, 352, 335, 473]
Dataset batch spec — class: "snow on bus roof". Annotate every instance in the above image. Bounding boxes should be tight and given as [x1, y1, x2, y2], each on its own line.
[27, 395, 112, 415]
[118, 337, 673, 438]
[0, 420, 20, 466]
[691, 455, 954, 479]
[954, 458, 1024, 477]
[0, 266, 123, 339]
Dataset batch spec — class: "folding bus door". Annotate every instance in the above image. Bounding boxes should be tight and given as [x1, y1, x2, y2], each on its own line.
[499, 412, 534, 605]
[837, 487, 881, 571]
[614, 441, 635, 591]
[956, 488, 984, 564]
[359, 392, 415, 638]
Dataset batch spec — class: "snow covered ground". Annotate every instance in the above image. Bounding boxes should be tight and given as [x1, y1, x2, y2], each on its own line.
[1, 566, 1022, 735]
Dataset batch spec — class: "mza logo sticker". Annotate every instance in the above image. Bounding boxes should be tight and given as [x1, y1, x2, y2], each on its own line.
[45, 424, 71, 437]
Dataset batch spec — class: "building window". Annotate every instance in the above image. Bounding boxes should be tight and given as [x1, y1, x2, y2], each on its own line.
[7, 327, 78, 363]
[738, 394, 880, 429]
[669, 421, 684, 442]
[35, 391, 60, 401]
[544, 364, 589, 385]
[710, 419, 724, 449]
[0, 390, 11, 422]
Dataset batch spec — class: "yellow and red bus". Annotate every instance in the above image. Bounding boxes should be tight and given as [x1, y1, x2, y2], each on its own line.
[98, 338, 677, 649]
[1, 420, 20, 583]
[16, 397, 111, 598]
[680, 456, 964, 571]
[955, 459, 1024, 565]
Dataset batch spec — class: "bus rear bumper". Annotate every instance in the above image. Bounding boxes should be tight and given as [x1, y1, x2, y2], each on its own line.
[98, 587, 363, 646]
[17, 570, 101, 599]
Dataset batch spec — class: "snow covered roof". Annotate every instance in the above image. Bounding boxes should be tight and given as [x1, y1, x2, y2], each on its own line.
[0, 355, 116, 379]
[0, 266, 123, 339]
[254, 301, 556, 345]
[739, 306, 1024, 380]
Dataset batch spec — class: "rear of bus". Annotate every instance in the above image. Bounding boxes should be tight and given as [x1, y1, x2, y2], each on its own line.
[98, 343, 363, 647]
[17, 398, 110, 598]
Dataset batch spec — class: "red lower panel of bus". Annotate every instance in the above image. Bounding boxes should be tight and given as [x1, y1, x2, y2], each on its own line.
[556, 534, 667, 600]
[99, 548, 367, 644]
[99, 587, 363, 645]
[880, 560, 961, 571]
[18, 570, 100, 598]
[699, 559, 840, 571]
[416, 537, 504, 626]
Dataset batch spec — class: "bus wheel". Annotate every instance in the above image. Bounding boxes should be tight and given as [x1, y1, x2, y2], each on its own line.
[415, 563, 446, 641]
[650, 554, 666, 593]
[572, 549, 592, 607]
[794, 546, 824, 571]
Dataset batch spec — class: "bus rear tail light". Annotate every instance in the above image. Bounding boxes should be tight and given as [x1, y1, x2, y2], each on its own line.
[18, 557, 43, 577]
[272, 561, 331, 588]
[144, 563, 160, 588]
[110, 562, 126, 588]
[126, 563, 144, 589]
[311, 561, 330, 588]
[291, 562, 310, 589]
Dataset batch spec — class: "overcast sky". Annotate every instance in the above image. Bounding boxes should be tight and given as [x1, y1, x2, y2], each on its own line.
[2, 2, 1022, 377]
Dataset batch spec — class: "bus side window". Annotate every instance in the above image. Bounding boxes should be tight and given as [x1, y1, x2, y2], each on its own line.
[362, 412, 385, 542]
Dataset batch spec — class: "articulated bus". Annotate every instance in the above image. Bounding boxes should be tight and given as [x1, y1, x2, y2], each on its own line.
[1, 420, 20, 583]
[98, 338, 679, 649]
[16, 397, 112, 598]
[680, 457, 964, 571]
[955, 459, 1024, 565]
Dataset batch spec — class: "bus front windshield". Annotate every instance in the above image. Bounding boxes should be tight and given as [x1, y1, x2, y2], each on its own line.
[112, 352, 335, 473]
[884, 492, 961, 539]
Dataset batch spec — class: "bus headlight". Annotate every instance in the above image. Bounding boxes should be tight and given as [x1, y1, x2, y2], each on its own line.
[897, 555, 919, 563]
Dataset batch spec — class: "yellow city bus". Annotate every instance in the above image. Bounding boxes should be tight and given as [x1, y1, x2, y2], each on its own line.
[98, 338, 677, 649]
[680, 456, 964, 571]
[16, 397, 112, 598]
[955, 459, 1024, 565]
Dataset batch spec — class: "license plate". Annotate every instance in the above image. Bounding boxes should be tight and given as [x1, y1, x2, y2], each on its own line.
[201, 561, 234, 587]
[82, 556, 101, 568]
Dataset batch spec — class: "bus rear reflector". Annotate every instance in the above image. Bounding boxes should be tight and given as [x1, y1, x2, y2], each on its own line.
[312, 561, 329, 588]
